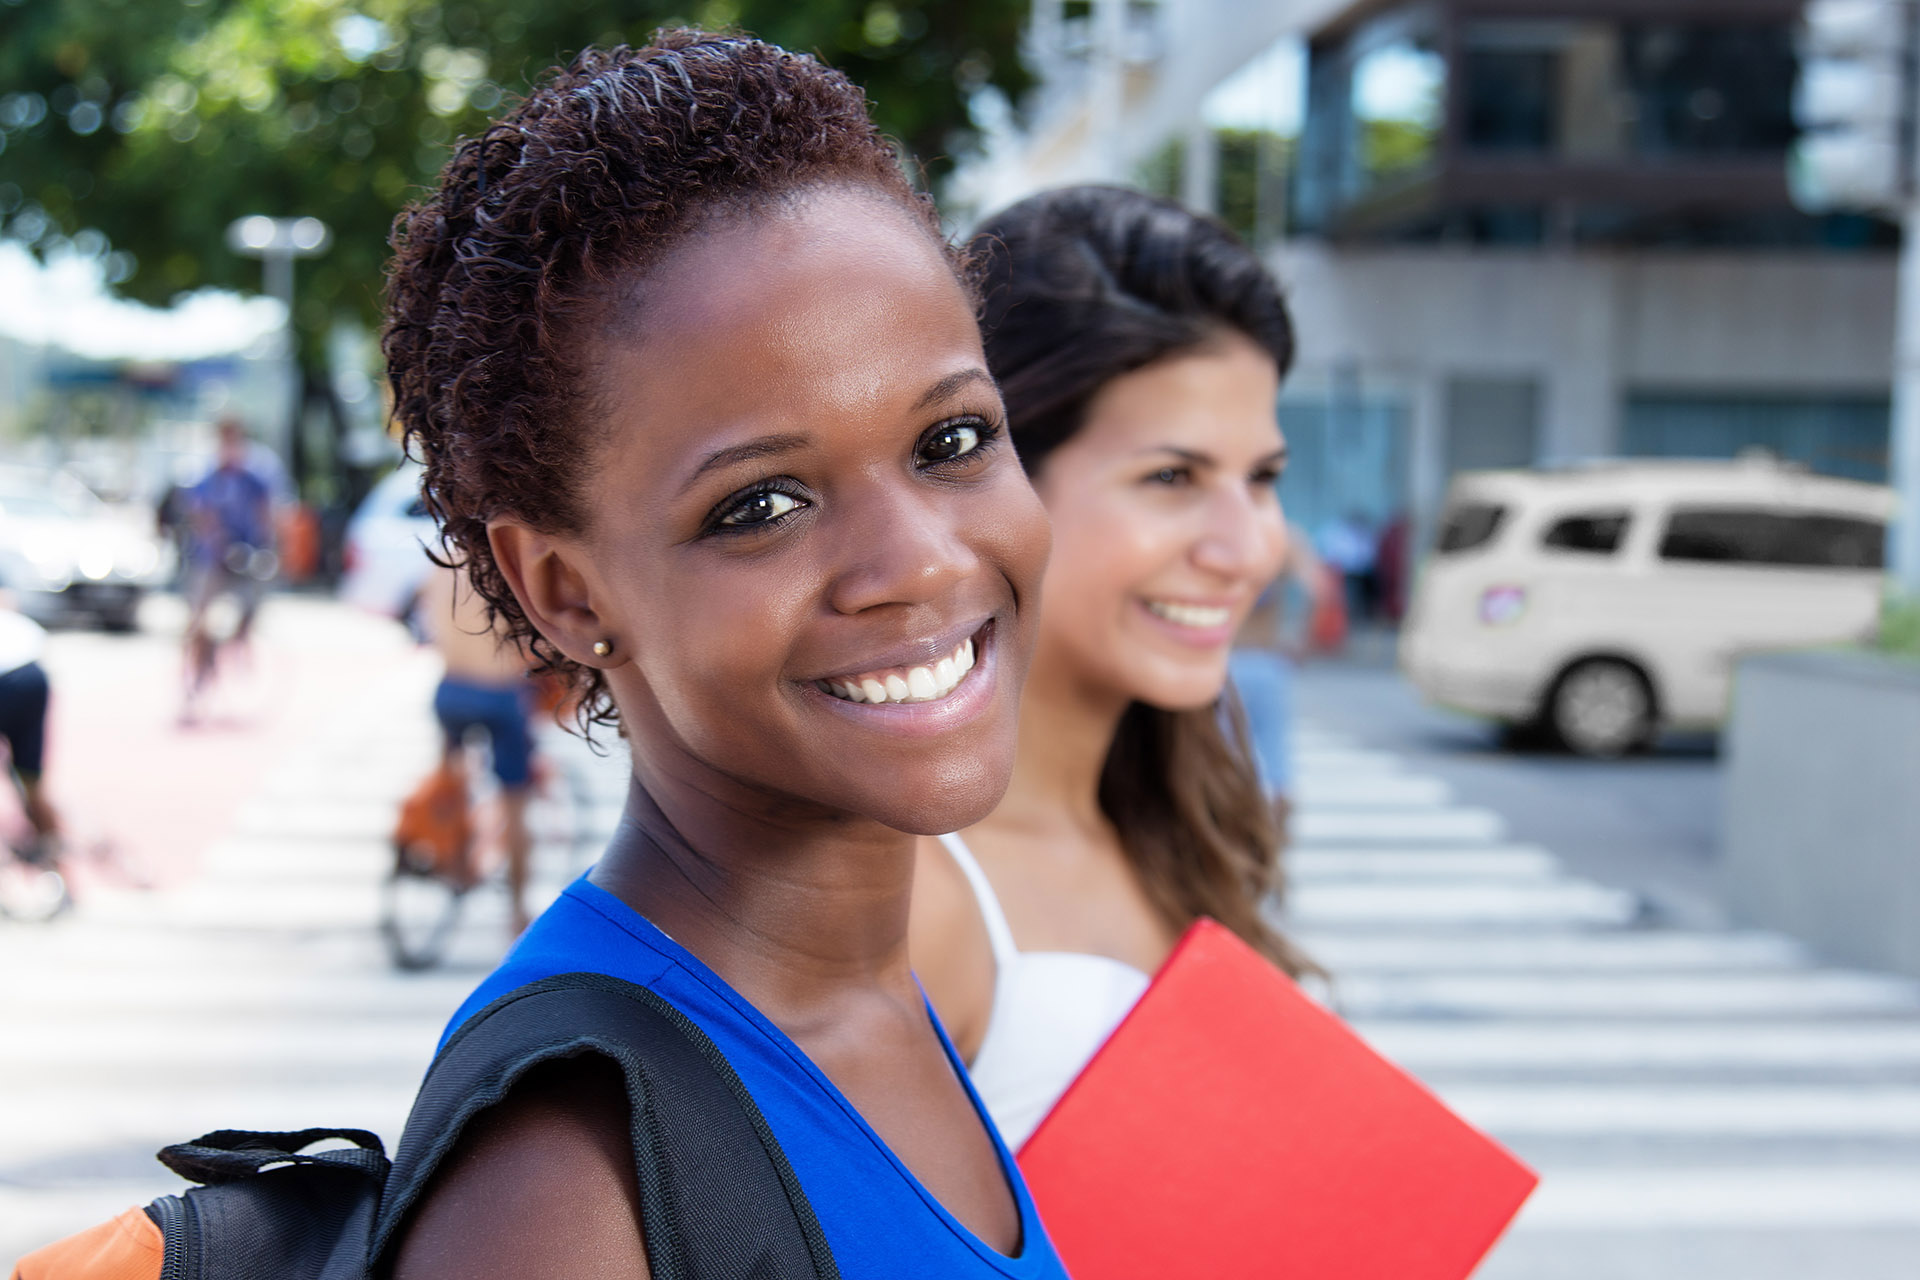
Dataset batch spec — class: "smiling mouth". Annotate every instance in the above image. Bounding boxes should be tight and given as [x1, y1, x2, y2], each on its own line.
[1146, 600, 1233, 629]
[815, 632, 979, 705]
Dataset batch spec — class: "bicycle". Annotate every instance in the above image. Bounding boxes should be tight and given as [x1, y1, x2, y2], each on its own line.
[381, 728, 596, 971]
[0, 832, 70, 922]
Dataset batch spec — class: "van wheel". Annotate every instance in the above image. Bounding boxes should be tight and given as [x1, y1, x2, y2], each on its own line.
[1549, 659, 1653, 759]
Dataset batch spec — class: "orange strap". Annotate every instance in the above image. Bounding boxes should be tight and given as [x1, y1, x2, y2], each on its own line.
[12, 1206, 163, 1280]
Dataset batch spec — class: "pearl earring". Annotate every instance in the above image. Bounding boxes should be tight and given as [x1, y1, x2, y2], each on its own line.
[592, 640, 611, 658]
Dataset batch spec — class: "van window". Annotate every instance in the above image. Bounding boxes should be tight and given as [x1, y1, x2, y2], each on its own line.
[1436, 502, 1506, 553]
[1659, 508, 1885, 569]
[1542, 511, 1630, 555]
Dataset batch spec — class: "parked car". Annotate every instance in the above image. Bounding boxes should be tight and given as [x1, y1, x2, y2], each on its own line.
[0, 466, 170, 631]
[339, 460, 437, 624]
[1399, 457, 1892, 757]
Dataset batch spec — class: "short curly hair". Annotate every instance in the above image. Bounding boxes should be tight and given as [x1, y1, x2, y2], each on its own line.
[383, 31, 943, 730]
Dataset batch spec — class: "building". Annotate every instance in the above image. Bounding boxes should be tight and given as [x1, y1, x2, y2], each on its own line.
[954, 0, 1900, 546]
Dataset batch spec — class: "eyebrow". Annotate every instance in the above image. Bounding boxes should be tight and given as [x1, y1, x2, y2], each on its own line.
[914, 368, 995, 411]
[681, 433, 810, 496]
[1135, 444, 1291, 468]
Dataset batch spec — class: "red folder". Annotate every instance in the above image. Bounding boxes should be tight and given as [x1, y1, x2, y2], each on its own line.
[1017, 919, 1536, 1279]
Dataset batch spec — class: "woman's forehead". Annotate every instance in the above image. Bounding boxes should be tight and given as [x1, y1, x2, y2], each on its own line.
[581, 189, 985, 473]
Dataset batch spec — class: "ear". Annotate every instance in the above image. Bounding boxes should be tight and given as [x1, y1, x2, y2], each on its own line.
[487, 521, 617, 668]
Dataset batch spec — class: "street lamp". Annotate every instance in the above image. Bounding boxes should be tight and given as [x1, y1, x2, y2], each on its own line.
[226, 214, 331, 313]
[226, 215, 330, 492]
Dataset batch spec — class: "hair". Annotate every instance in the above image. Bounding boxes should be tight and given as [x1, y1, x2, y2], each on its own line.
[970, 185, 1315, 978]
[383, 32, 943, 730]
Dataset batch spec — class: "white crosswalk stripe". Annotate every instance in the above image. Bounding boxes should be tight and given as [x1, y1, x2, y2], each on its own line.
[1277, 724, 1920, 1275]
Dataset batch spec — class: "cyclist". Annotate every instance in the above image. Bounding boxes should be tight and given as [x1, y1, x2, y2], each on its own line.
[180, 417, 280, 723]
[417, 562, 538, 933]
[0, 593, 60, 860]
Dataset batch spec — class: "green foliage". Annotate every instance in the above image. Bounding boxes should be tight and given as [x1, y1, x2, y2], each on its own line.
[1882, 592, 1920, 661]
[1360, 118, 1435, 183]
[0, 0, 1031, 354]
[1216, 126, 1288, 247]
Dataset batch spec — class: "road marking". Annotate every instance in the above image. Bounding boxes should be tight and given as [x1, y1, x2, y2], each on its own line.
[1286, 881, 1637, 926]
[1332, 971, 1920, 1018]
[1292, 931, 1809, 972]
[1512, 1168, 1920, 1228]
[1293, 808, 1509, 844]
[1289, 847, 1560, 881]
[1353, 1020, 1920, 1069]
[1442, 1084, 1920, 1136]
[1291, 774, 1454, 807]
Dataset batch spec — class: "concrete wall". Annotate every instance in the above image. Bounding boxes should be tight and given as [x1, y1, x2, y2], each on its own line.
[1721, 651, 1920, 981]
[1267, 244, 1899, 545]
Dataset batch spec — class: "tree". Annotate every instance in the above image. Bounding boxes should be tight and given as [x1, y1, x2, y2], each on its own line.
[0, 0, 1030, 487]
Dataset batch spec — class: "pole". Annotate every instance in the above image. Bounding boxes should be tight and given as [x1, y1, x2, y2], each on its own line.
[1892, 5, 1920, 598]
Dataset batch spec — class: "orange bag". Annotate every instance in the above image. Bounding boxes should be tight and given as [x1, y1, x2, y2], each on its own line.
[391, 761, 473, 884]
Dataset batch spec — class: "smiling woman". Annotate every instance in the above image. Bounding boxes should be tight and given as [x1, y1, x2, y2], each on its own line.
[911, 185, 1317, 1155]
[379, 33, 1065, 1280]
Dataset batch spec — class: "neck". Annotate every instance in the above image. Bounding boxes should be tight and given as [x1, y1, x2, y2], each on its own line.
[591, 757, 920, 1020]
[979, 642, 1130, 842]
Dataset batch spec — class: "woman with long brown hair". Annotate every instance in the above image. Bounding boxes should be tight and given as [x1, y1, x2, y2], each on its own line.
[911, 185, 1314, 1150]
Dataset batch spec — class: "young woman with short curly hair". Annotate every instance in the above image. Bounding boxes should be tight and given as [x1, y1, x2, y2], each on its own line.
[384, 33, 1069, 1279]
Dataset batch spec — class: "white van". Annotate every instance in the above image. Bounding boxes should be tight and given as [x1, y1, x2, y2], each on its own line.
[1399, 457, 1892, 756]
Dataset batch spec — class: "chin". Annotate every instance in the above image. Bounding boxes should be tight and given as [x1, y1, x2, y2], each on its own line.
[862, 751, 1016, 837]
[1126, 659, 1235, 715]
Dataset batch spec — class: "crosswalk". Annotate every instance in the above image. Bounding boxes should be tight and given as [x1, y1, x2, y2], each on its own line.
[3, 673, 1917, 1275]
[0, 652, 634, 1259]
[1279, 724, 1920, 1278]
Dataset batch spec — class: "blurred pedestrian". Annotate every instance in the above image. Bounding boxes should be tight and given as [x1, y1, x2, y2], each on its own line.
[1230, 521, 1329, 843]
[910, 186, 1316, 1154]
[0, 594, 59, 857]
[416, 562, 537, 934]
[1317, 508, 1379, 623]
[179, 417, 279, 723]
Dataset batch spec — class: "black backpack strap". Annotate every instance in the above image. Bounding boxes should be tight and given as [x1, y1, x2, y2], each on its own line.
[370, 972, 839, 1280]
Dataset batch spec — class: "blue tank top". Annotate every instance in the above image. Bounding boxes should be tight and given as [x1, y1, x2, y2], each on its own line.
[442, 877, 1073, 1280]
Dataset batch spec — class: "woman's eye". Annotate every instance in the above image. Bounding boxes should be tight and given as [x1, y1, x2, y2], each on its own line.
[920, 420, 985, 465]
[1148, 466, 1192, 486]
[718, 489, 801, 528]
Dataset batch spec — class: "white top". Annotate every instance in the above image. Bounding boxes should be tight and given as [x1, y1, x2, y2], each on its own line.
[0, 610, 45, 675]
[938, 832, 1152, 1151]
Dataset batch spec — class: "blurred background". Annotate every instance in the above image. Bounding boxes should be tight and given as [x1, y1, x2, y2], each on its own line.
[2, 1, 1918, 1275]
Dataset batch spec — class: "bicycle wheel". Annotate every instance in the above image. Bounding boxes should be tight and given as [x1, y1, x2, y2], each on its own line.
[380, 841, 469, 971]
[0, 851, 71, 922]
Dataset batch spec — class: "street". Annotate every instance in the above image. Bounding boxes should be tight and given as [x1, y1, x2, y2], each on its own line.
[2, 601, 1917, 1276]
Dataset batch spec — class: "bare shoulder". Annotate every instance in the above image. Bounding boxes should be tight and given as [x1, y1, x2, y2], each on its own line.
[388, 1055, 649, 1280]
[908, 834, 995, 1062]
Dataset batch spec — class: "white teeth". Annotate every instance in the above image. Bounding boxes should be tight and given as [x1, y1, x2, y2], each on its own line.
[817, 635, 981, 706]
[1148, 601, 1232, 629]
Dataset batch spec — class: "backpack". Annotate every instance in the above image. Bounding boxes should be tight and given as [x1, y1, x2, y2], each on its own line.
[12, 973, 840, 1280]
[390, 762, 474, 885]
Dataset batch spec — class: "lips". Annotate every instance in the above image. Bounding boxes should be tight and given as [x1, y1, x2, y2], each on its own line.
[816, 633, 977, 705]
[1146, 599, 1233, 629]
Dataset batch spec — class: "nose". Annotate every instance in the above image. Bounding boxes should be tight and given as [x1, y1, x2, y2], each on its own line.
[825, 477, 981, 615]
[1191, 482, 1285, 584]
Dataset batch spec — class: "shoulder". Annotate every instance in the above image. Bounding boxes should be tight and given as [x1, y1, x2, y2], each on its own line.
[909, 835, 995, 1062]
[388, 1054, 650, 1280]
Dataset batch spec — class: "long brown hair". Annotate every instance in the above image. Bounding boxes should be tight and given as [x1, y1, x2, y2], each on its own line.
[971, 186, 1315, 977]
